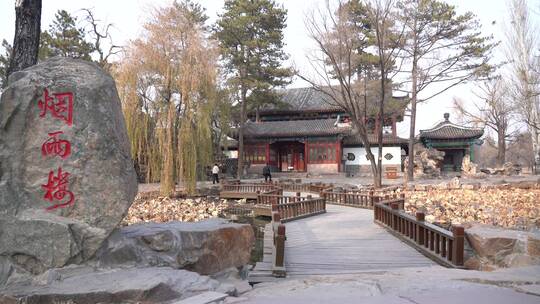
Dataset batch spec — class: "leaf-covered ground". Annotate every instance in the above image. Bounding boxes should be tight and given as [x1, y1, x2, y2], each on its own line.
[405, 188, 540, 230]
[122, 194, 228, 226]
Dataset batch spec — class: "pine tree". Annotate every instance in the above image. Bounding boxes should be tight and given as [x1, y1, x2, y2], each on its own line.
[0, 40, 13, 89]
[39, 10, 94, 61]
[397, 0, 495, 181]
[215, 0, 292, 179]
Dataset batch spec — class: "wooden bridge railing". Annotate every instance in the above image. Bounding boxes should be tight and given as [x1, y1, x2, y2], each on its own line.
[322, 189, 404, 209]
[257, 191, 309, 206]
[222, 183, 280, 193]
[272, 195, 326, 223]
[374, 199, 464, 268]
[273, 182, 333, 194]
[220, 183, 282, 199]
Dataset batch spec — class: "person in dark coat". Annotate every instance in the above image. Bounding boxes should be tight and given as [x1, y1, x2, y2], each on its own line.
[263, 163, 272, 182]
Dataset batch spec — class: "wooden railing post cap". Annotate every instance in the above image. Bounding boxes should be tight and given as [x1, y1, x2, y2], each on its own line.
[277, 224, 286, 235]
[272, 211, 281, 222]
[391, 202, 399, 210]
[416, 212, 425, 221]
[271, 204, 278, 211]
[452, 225, 465, 235]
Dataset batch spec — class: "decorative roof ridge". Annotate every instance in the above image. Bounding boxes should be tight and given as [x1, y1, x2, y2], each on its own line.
[420, 120, 484, 134]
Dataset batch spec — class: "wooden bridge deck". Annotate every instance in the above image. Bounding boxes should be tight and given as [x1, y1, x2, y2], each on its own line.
[250, 204, 438, 282]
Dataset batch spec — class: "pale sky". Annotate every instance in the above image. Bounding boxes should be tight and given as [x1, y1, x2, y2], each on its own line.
[1, 0, 538, 137]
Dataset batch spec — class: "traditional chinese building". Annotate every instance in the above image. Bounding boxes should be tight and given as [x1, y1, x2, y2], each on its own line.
[419, 113, 484, 172]
[239, 87, 409, 175]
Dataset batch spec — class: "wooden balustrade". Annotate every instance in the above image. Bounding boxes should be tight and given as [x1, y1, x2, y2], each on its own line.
[321, 190, 374, 209]
[373, 199, 464, 268]
[257, 192, 306, 206]
[220, 183, 282, 199]
[273, 195, 326, 223]
[222, 183, 280, 193]
[322, 190, 404, 209]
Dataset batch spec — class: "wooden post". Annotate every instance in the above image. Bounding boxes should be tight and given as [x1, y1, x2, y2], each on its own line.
[273, 224, 286, 277]
[452, 225, 464, 266]
[256, 190, 261, 204]
[391, 203, 399, 230]
[416, 212, 425, 245]
[272, 211, 280, 223]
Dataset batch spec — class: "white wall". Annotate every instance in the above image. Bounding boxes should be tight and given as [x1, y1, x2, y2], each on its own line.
[343, 146, 402, 166]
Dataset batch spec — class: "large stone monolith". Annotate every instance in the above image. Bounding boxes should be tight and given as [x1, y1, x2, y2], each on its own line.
[0, 57, 137, 283]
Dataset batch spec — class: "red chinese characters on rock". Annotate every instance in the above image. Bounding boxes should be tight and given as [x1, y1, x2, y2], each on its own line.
[38, 88, 73, 126]
[42, 167, 75, 210]
[42, 131, 71, 159]
[38, 88, 75, 210]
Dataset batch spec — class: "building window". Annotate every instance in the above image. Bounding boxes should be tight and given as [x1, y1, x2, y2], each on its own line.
[308, 142, 337, 164]
[384, 153, 394, 160]
[245, 145, 266, 164]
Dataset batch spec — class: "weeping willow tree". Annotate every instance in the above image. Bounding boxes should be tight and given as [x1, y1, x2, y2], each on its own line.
[115, 0, 219, 195]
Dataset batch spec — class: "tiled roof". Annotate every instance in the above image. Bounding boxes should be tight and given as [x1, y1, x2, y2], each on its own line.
[276, 87, 339, 111]
[420, 115, 484, 140]
[244, 119, 351, 138]
[343, 133, 409, 145]
[259, 87, 409, 115]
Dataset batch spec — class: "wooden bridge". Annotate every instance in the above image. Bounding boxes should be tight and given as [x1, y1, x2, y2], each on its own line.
[220, 182, 465, 284]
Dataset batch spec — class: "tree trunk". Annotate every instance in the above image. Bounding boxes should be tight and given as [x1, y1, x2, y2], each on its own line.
[352, 119, 380, 187]
[532, 127, 540, 174]
[407, 19, 418, 182]
[160, 103, 176, 196]
[237, 86, 247, 179]
[6, 0, 41, 78]
[377, 83, 385, 188]
[496, 128, 506, 167]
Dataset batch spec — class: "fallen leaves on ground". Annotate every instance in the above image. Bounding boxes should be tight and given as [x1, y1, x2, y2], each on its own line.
[122, 194, 228, 226]
[405, 189, 540, 230]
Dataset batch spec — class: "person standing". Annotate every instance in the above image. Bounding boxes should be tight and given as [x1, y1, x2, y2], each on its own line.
[212, 163, 220, 184]
[263, 163, 272, 182]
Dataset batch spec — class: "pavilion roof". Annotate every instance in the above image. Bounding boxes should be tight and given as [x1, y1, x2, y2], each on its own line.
[419, 113, 484, 140]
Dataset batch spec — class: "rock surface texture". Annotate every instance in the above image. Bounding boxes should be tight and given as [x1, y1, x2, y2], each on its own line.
[0, 266, 225, 304]
[405, 146, 445, 179]
[0, 57, 137, 281]
[95, 219, 255, 275]
[466, 224, 540, 269]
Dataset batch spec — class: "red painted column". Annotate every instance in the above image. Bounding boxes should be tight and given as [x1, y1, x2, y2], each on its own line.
[336, 140, 341, 172]
[266, 143, 270, 165]
[304, 140, 309, 172]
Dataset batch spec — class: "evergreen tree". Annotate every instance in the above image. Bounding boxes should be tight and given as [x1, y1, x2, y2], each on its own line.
[215, 0, 292, 178]
[39, 10, 94, 60]
[0, 40, 13, 89]
[397, 0, 495, 181]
